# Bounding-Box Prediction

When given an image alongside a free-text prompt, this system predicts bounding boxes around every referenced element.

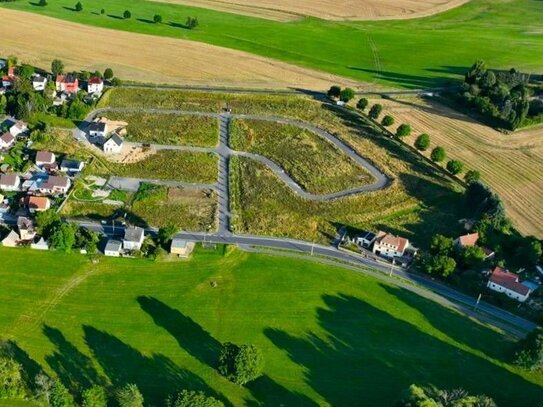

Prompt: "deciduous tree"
[51,59,64,76]
[414,133,430,150]
[446,159,464,175]
[396,123,411,138]
[430,146,446,162]
[218,343,264,385]
[368,104,382,120]
[356,98,368,111]
[381,115,394,127]
[116,384,144,407]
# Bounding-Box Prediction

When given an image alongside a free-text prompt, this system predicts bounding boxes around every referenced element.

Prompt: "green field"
[229,119,373,194]
[102,112,218,147]
[3,0,542,88]
[0,247,541,406]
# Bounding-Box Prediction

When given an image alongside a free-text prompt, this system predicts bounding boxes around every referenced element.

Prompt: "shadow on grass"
[348,67,459,90]
[137,18,156,24]
[169,21,189,29]
[43,325,104,398]
[83,325,230,406]
[245,375,318,407]
[107,14,124,20]
[62,6,77,11]
[137,296,221,368]
[265,291,542,406]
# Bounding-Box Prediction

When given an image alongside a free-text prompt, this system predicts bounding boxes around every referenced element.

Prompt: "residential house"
[1,230,19,247]
[355,231,377,249]
[55,75,79,94]
[87,76,104,94]
[104,239,122,257]
[123,226,144,251]
[53,92,68,106]
[32,75,47,91]
[21,195,51,213]
[372,231,416,259]
[0,132,15,149]
[39,175,71,195]
[103,134,123,154]
[88,122,108,142]
[454,232,479,249]
[0,174,20,192]
[17,217,36,241]
[1,76,13,88]
[35,151,56,167]
[31,237,49,251]
[9,121,28,137]
[170,238,195,258]
[60,159,84,174]
[487,266,531,302]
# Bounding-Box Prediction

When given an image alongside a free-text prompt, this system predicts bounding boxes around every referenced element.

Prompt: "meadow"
[102,112,219,147]
[0,247,541,406]
[2,0,542,88]
[229,119,373,194]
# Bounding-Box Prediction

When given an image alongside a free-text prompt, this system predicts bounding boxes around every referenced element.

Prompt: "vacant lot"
[130,184,217,230]
[0,9,365,90]
[371,96,543,238]
[102,112,219,147]
[1,247,541,406]
[157,0,470,21]
[229,119,373,194]
[2,0,542,88]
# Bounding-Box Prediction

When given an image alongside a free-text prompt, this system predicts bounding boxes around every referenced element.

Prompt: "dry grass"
[0,8,371,90]
[155,0,470,21]
[372,96,543,238]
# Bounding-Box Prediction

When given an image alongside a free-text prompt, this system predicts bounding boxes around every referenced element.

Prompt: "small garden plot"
[103,112,218,147]
[229,119,373,194]
[130,183,217,231]
[108,150,218,184]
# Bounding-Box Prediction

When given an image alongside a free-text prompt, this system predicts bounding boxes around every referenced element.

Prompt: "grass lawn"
[2,0,542,88]
[229,119,373,194]
[129,184,217,230]
[102,112,219,147]
[0,247,540,406]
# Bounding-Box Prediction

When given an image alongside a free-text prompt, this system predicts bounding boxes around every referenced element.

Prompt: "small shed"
[31,237,49,251]
[104,239,122,257]
[170,238,195,258]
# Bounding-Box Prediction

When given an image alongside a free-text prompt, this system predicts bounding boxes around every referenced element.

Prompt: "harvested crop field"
[229,119,374,194]
[155,0,471,21]
[0,8,368,90]
[102,112,219,147]
[371,96,543,238]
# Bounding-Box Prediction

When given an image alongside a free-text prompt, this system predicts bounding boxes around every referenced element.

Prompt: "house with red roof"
[487,266,531,302]
[87,76,104,94]
[20,195,51,213]
[372,231,416,259]
[55,75,79,94]
[0,132,15,149]
[454,232,479,248]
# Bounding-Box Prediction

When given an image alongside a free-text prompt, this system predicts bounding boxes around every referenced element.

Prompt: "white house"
[0,174,20,192]
[32,75,47,91]
[88,122,108,142]
[60,159,85,174]
[104,239,122,257]
[2,230,19,247]
[39,175,71,195]
[31,237,49,251]
[372,231,414,259]
[123,226,144,251]
[9,121,28,137]
[87,76,104,94]
[36,151,56,167]
[487,266,531,302]
[0,132,15,149]
[355,231,377,249]
[103,134,123,154]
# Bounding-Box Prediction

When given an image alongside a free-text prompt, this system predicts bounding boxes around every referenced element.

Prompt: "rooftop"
[89,122,107,132]
[105,239,122,252]
[458,232,479,247]
[376,231,409,252]
[124,226,144,242]
[0,173,19,186]
[489,266,530,296]
[36,150,55,163]
[0,132,14,144]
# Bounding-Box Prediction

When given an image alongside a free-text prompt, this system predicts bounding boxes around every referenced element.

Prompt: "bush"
[153,14,163,23]
[38,0,47,6]
[82,385,108,407]
[0,356,28,399]
[420,255,457,278]
[381,115,394,127]
[396,123,411,138]
[103,68,114,80]
[167,390,224,407]
[51,59,64,76]
[116,384,144,407]
[514,331,543,372]
[446,159,464,175]
[339,88,355,103]
[414,133,430,151]
[110,77,123,87]
[327,86,341,99]
[356,98,368,111]
[186,16,199,29]
[218,343,264,385]
[430,146,446,162]
[464,169,481,183]
[100,8,105,14]
[50,379,75,407]
[75,1,82,12]
[368,104,382,120]
[123,10,131,19]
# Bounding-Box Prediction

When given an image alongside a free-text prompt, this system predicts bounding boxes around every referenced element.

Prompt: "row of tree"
[399,384,496,407]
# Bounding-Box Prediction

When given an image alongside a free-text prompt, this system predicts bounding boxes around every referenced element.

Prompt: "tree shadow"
[245,374,318,407]
[137,296,221,368]
[107,14,124,20]
[137,18,155,24]
[348,67,459,90]
[62,6,77,11]
[43,325,103,396]
[0,340,44,392]
[169,21,189,29]
[83,325,229,406]
[265,292,543,406]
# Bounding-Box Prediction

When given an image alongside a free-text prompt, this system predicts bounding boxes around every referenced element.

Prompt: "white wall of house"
[105,249,121,257]
[487,281,529,302]
[88,82,104,94]
[373,243,403,258]
[32,80,47,91]
[103,141,122,154]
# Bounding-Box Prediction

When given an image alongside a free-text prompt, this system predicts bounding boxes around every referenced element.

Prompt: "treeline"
[397,384,496,407]
[458,60,543,130]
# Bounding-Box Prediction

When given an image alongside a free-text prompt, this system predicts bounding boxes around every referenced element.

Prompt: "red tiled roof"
[0,132,14,144]
[36,151,55,163]
[26,196,50,210]
[0,173,19,186]
[489,266,530,296]
[377,231,409,252]
[458,232,479,247]
[89,76,103,84]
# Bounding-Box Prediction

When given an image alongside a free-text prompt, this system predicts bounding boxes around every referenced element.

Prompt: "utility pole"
[112,219,115,236]
[311,241,315,256]
[389,259,394,277]
[474,293,482,311]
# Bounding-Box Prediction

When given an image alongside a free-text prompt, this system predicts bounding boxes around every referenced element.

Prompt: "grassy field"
[371,96,543,238]
[130,184,217,230]
[102,112,219,147]
[229,119,373,194]
[2,0,542,88]
[0,247,541,406]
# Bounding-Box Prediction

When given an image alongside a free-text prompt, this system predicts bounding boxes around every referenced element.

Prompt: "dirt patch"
[109,146,156,164]
[97,117,128,135]
[154,0,471,21]
[0,8,374,90]
[373,96,543,238]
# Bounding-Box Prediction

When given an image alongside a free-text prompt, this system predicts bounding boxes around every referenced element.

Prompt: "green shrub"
[414,133,430,151]
[431,146,446,162]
